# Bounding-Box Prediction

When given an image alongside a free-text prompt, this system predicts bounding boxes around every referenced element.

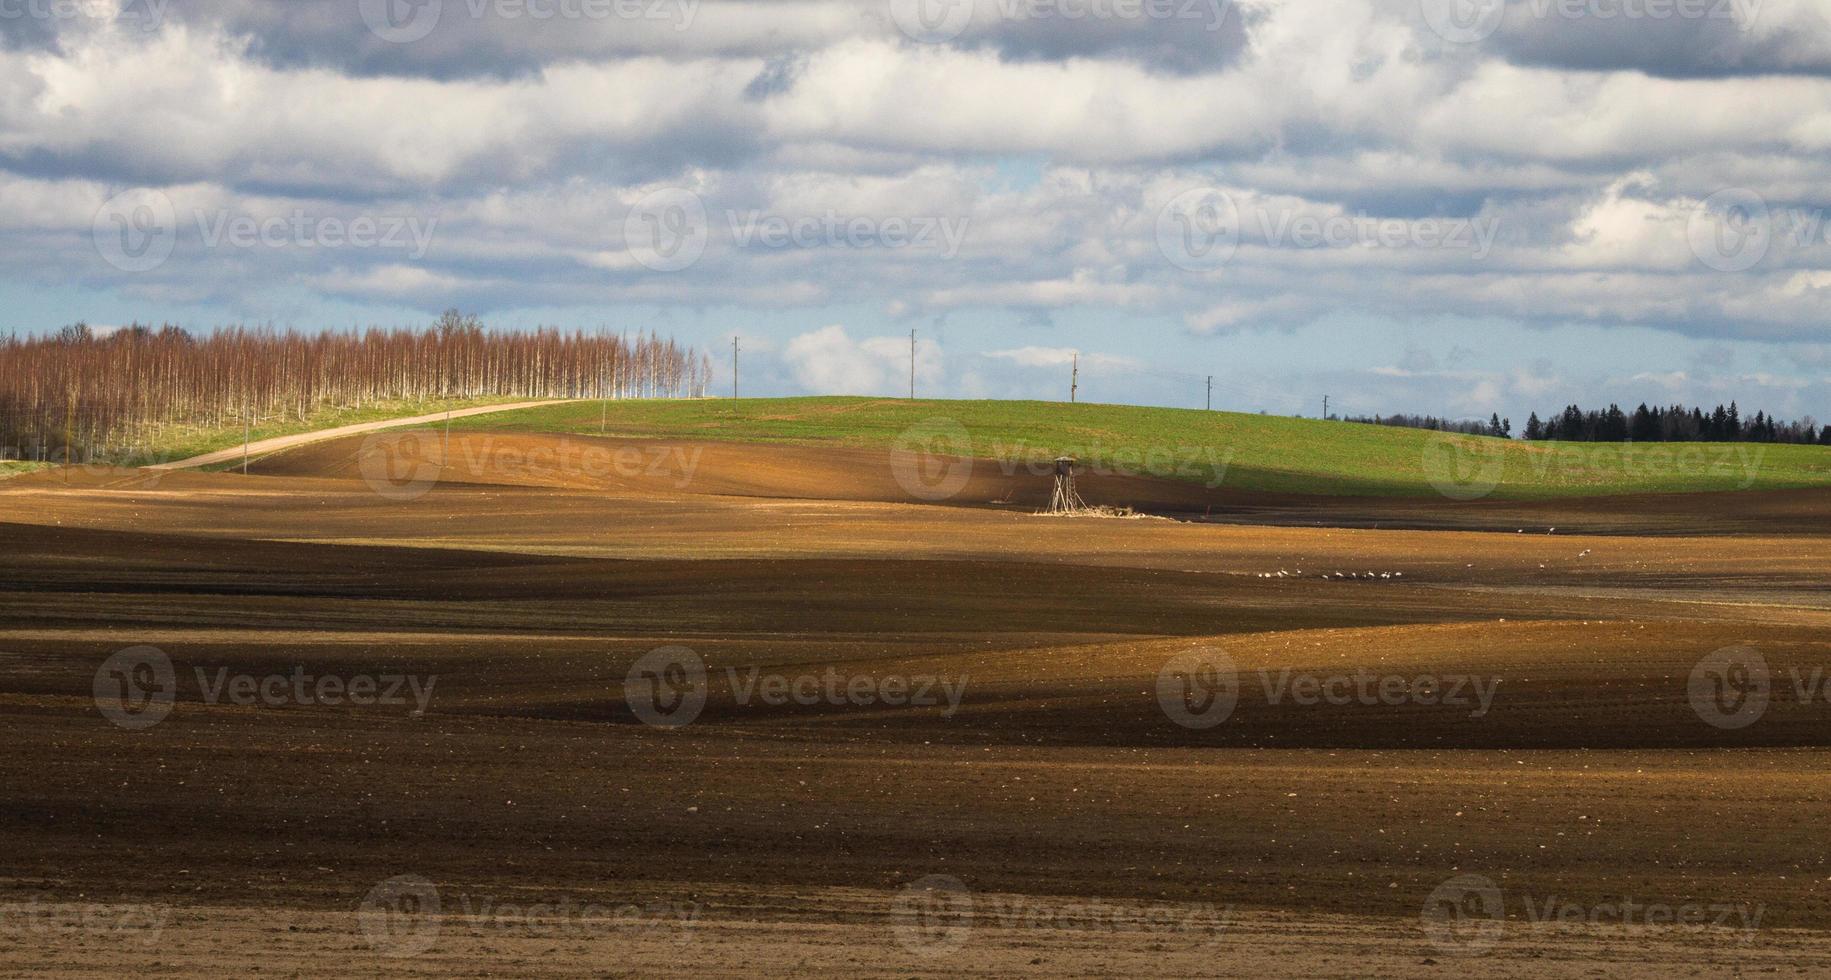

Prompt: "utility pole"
[242,384,251,476]
[910,328,917,400]
[63,389,73,484]
[1070,352,1079,404]
[731,336,739,402]
[1206,376,1213,411]
[1323,395,1329,421]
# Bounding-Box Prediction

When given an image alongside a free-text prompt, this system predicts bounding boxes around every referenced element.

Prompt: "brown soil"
[1,432,1827,975]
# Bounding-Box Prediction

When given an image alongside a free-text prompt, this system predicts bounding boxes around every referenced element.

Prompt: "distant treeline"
[1,311,712,461]
[1341,413,1512,437]
[1524,403,1829,444]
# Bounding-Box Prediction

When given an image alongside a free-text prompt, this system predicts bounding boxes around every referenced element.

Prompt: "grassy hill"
[447,396,1831,498]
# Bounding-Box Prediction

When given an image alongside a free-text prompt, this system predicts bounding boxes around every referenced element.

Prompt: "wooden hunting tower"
[1045,456,1088,515]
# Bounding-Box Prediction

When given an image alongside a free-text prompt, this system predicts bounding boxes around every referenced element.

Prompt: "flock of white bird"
[1253,569,1403,580]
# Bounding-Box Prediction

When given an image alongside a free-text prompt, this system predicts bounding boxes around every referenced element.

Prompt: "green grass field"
[446,396,1831,498]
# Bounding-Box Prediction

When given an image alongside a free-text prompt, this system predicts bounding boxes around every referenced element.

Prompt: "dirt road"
[143,400,570,470]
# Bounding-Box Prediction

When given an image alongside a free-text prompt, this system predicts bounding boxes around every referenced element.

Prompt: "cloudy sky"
[4,0,1830,424]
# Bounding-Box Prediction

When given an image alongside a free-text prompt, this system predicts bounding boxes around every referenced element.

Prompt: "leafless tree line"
[0,312,713,461]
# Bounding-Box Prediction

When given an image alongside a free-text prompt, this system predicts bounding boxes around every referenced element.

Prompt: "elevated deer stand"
[1044,456,1089,515]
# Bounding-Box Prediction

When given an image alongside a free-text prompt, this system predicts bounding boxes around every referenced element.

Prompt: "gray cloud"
[1490,0,1831,78]
[0,0,1828,377]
